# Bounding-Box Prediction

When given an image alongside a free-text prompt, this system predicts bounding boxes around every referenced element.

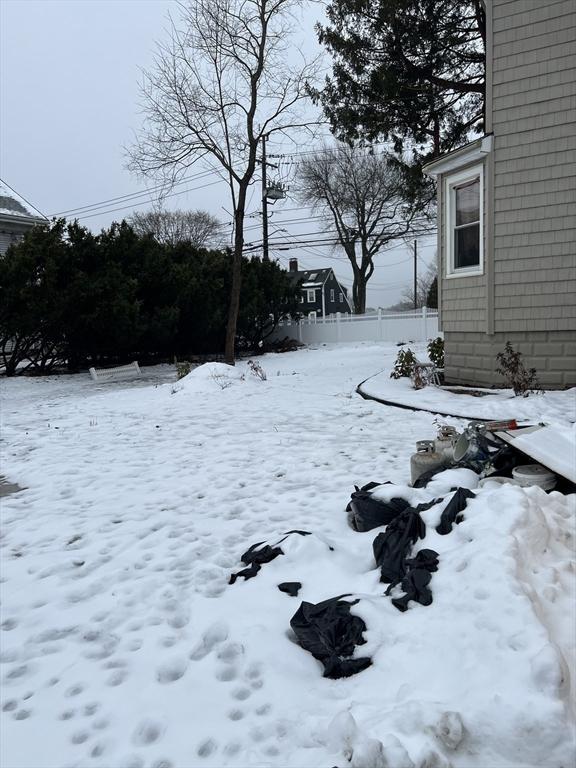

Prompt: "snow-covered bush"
[427,337,444,369]
[247,360,266,380]
[390,347,417,379]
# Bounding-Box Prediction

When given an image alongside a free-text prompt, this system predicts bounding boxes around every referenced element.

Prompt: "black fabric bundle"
[372,507,427,585]
[229,530,311,584]
[435,488,475,535]
[346,481,413,532]
[290,595,372,679]
[390,549,439,612]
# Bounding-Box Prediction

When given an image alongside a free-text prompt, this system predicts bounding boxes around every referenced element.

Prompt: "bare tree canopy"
[129,0,319,362]
[396,261,437,310]
[298,145,432,313]
[129,209,223,248]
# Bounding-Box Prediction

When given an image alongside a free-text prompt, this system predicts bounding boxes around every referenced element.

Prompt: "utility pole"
[413,239,418,310]
[261,133,269,261]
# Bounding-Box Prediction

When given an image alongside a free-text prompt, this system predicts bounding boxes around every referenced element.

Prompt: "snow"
[0,181,47,221]
[1,342,575,768]
[359,361,576,425]
[511,424,576,483]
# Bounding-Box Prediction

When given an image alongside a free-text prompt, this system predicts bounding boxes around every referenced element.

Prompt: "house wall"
[441,0,576,388]
[437,161,489,334]
[299,286,323,316]
[297,273,352,316]
[323,273,352,315]
[491,0,576,336]
[444,329,576,388]
[0,223,29,256]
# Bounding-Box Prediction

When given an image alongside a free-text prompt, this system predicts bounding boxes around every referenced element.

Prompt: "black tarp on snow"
[372,507,427,585]
[229,530,311,584]
[290,595,372,679]
[347,482,411,532]
[435,488,476,535]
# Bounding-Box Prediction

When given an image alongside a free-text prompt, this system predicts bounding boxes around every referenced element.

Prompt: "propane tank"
[410,440,447,486]
[434,425,458,462]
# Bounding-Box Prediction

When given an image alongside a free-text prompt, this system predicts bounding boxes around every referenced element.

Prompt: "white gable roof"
[0,179,47,222]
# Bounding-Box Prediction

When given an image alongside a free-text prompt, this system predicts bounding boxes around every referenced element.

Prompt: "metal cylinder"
[410,446,447,486]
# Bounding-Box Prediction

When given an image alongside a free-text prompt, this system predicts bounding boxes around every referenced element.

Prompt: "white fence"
[274,307,440,345]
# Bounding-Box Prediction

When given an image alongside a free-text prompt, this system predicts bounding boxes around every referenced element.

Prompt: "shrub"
[247,359,267,380]
[496,342,541,397]
[390,347,417,379]
[176,361,192,380]
[427,337,444,369]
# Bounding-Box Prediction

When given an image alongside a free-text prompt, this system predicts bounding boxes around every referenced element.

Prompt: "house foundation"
[444,330,576,389]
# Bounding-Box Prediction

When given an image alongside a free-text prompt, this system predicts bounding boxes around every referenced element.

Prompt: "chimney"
[289,258,298,272]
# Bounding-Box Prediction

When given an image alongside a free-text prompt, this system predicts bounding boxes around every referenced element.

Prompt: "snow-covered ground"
[359,367,576,425]
[1,343,575,768]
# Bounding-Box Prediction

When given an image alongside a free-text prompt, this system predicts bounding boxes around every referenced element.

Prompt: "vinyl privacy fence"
[273,308,440,345]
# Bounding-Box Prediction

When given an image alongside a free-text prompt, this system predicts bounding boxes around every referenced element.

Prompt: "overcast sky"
[0,0,435,308]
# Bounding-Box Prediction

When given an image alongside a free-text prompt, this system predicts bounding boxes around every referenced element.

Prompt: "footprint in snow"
[197,738,217,758]
[1,619,17,631]
[231,686,251,701]
[189,622,229,661]
[215,665,237,682]
[131,717,164,746]
[156,657,188,684]
[217,642,244,663]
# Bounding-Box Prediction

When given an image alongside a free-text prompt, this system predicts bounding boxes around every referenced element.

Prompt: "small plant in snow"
[496,341,542,397]
[247,360,266,381]
[390,347,417,379]
[176,361,192,380]
[427,337,444,369]
[210,371,233,390]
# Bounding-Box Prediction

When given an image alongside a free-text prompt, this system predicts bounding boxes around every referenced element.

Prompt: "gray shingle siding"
[492,0,576,339]
[444,330,576,388]
[430,0,576,387]
[436,161,488,334]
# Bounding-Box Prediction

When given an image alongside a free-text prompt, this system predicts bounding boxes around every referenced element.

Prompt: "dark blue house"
[288,259,353,317]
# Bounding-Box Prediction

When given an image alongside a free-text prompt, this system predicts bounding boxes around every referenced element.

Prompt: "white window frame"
[330,288,335,302]
[307,288,315,302]
[444,164,484,278]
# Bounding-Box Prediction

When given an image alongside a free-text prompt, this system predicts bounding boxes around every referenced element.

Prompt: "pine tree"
[314,0,485,160]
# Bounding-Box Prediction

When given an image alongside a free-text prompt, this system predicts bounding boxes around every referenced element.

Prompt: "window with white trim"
[445,165,483,276]
[330,288,335,301]
[339,292,343,303]
[307,288,315,302]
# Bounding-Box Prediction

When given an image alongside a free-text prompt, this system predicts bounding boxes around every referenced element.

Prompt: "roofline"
[0,213,48,227]
[423,135,493,178]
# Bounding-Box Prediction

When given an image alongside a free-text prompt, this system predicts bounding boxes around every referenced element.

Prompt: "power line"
[51,167,221,217]
[0,177,48,219]
[75,180,224,222]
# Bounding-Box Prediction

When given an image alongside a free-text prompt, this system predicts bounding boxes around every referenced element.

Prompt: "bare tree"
[298,145,432,314]
[129,209,223,248]
[399,263,437,310]
[129,0,319,363]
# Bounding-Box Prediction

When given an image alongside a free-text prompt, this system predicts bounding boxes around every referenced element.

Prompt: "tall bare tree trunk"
[224,187,247,364]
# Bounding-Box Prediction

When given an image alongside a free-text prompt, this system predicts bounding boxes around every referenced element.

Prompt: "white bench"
[89,361,142,382]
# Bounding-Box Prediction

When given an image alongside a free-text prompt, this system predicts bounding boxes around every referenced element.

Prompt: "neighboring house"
[287,258,353,316]
[423,0,575,388]
[0,180,48,256]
